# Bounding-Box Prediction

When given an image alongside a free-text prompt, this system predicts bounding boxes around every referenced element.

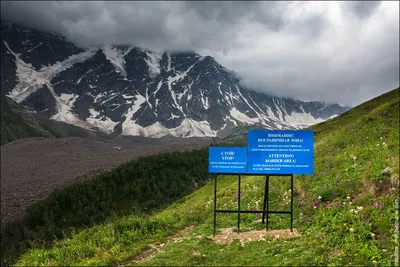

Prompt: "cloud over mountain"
[1,1,399,105]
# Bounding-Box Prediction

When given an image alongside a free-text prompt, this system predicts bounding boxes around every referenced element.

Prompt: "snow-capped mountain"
[1,20,350,138]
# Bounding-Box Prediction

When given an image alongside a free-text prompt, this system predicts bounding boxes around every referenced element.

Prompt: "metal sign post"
[261,174,294,231]
[213,174,217,236]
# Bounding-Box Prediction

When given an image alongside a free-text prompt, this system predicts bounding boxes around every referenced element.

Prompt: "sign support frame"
[213,173,294,236]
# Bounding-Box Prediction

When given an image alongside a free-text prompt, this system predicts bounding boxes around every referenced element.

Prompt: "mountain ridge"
[1,20,350,138]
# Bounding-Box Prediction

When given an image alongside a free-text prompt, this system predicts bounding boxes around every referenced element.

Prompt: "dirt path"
[210,227,301,245]
[121,225,301,266]
[124,225,196,265]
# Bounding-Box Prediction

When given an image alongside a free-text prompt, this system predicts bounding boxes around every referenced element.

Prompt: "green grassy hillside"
[6,87,400,266]
[1,96,89,145]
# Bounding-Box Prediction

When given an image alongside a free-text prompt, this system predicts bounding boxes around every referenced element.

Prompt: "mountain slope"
[8,87,399,266]
[0,95,90,145]
[1,20,350,138]
[1,95,50,144]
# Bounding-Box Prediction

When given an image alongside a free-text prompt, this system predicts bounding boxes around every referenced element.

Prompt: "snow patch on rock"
[102,45,127,77]
[144,51,163,78]
[121,118,217,138]
[86,108,118,134]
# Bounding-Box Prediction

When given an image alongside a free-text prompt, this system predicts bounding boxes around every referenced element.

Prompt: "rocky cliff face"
[1,20,350,138]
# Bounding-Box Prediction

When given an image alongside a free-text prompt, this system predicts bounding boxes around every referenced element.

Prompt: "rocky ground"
[1,135,211,223]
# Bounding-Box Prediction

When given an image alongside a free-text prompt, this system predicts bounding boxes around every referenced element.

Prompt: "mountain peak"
[1,20,349,138]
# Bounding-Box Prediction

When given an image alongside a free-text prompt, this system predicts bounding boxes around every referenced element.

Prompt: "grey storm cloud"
[1,1,399,106]
[342,1,382,19]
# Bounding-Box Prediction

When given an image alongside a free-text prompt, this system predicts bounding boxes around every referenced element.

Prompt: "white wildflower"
[356,206,363,211]
[371,233,375,237]
[353,156,357,160]
[350,228,354,232]
[318,196,322,200]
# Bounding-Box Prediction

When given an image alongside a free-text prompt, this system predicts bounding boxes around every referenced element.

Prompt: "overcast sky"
[1,1,399,106]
